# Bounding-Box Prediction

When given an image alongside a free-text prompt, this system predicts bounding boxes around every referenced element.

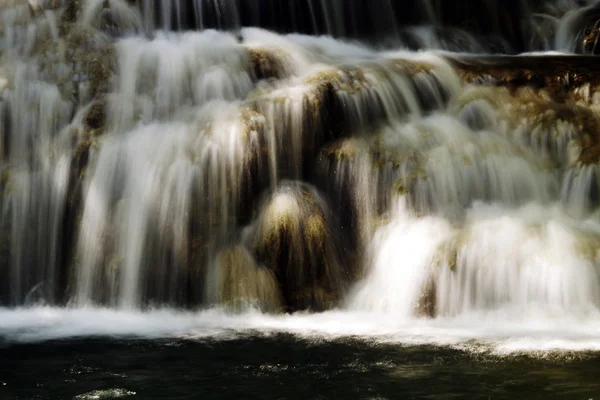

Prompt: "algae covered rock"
[83,97,107,133]
[248,48,289,81]
[65,27,117,102]
[248,182,345,312]
[453,85,600,167]
[207,246,283,313]
[70,97,108,179]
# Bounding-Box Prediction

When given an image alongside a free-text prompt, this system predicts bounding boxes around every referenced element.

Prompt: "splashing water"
[2,0,600,353]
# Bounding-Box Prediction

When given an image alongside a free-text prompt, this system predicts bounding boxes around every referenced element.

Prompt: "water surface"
[2,335,600,400]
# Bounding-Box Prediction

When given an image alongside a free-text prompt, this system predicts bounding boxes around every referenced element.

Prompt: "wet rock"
[453,83,600,167]
[207,246,283,313]
[448,55,600,98]
[561,164,600,216]
[304,59,454,136]
[241,70,345,188]
[36,25,115,105]
[322,137,366,162]
[414,275,436,318]
[80,0,142,37]
[83,97,107,133]
[62,27,117,104]
[318,137,381,266]
[248,48,288,81]
[248,182,345,312]
[582,19,600,54]
[66,98,109,256]
[59,0,82,35]
[70,98,108,181]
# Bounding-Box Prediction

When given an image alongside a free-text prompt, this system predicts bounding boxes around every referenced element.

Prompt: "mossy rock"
[307,67,369,95]
[288,286,336,312]
[321,137,366,161]
[448,55,600,99]
[455,84,600,166]
[389,60,435,76]
[212,246,283,313]
[239,106,265,144]
[83,98,107,134]
[247,48,288,81]
[71,134,95,179]
[250,183,345,312]
[65,27,117,100]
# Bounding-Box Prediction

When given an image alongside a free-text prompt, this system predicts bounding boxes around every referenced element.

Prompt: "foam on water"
[3,306,600,356]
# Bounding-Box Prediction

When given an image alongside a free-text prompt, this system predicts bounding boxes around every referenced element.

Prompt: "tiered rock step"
[447,55,600,92]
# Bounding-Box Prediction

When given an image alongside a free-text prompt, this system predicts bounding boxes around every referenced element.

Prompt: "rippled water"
[2,335,600,400]
[1,307,600,399]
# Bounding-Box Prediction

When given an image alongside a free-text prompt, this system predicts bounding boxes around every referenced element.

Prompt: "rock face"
[448,55,600,95]
[582,19,600,54]
[248,182,345,312]
[207,246,282,313]
[448,55,600,167]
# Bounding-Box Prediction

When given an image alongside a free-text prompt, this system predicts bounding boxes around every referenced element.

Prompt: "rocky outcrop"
[247,182,345,312]
[448,56,600,168]
[207,246,283,312]
[448,55,600,97]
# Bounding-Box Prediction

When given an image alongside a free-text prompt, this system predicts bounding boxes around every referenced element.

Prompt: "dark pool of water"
[1,335,600,399]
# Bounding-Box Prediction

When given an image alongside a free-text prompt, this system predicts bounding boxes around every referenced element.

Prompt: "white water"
[3,0,600,356]
[6,197,600,353]
[348,197,454,316]
[4,306,600,355]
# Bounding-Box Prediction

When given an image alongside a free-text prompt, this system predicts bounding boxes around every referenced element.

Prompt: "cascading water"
[3,0,600,354]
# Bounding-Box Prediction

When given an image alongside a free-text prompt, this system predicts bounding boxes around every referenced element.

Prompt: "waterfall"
[3,0,600,349]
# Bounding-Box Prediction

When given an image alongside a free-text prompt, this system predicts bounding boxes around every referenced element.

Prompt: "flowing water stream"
[3,0,600,398]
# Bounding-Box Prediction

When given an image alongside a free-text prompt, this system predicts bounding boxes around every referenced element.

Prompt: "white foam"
[3,306,600,356]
